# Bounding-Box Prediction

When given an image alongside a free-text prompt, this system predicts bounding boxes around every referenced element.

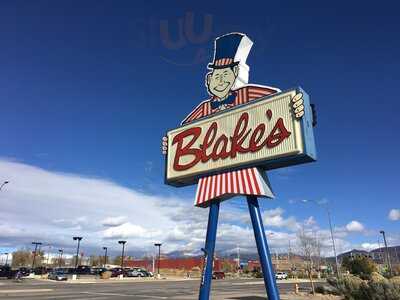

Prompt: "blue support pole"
[198,201,220,300]
[247,195,280,300]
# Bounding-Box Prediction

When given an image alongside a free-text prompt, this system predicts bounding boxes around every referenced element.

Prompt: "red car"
[212,271,225,279]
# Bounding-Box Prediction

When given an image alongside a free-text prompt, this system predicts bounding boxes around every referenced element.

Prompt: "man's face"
[207,66,238,99]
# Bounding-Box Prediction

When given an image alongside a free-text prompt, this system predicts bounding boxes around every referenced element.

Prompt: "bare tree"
[297,228,318,295]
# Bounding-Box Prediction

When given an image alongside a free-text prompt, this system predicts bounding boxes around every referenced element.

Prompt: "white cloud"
[360,243,379,251]
[0,159,369,258]
[103,223,150,239]
[0,159,176,254]
[346,220,365,232]
[263,207,300,231]
[388,209,400,221]
[101,216,127,227]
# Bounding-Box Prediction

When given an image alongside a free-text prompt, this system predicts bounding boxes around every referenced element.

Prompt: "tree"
[113,256,122,266]
[297,228,318,295]
[89,255,103,267]
[11,249,44,268]
[342,256,376,279]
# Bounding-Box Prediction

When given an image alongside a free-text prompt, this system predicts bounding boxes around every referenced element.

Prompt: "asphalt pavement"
[0,278,319,300]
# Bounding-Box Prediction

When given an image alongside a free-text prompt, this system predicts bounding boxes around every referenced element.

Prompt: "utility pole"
[288,240,292,271]
[73,236,83,273]
[154,243,162,278]
[301,200,340,277]
[237,245,240,270]
[103,247,108,267]
[4,253,9,266]
[118,241,127,270]
[380,230,392,276]
[31,242,42,271]
[378,237,384,264]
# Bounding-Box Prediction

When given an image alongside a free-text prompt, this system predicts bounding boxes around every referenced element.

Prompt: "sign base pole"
[198,201,220,300]
[247,195,280,300]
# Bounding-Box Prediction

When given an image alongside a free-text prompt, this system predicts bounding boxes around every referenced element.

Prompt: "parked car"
[76,265,91,275]
[92,267,108,275]
[212,271,225,279]
[0,265,14,279]
[275,272,288,280]
[111,267,125,277]
[48,270,68,281]
[34,266,48,275]
[140,269,153,277]
[126,268,148,277]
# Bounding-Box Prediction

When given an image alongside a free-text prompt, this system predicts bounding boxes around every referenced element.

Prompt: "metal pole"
[158,246,161,275]
[154,243,162,277]
[300,200,339,277]
[327,209,340,277]
[121,244,125,269]
[103,247,108,267]
[5,253,9,266]
[380,231,392,276]
[198,201,220,300]
[73,237,82,272]
[76,239,80,269]
[247,196,280,300]
[31,242,41,270]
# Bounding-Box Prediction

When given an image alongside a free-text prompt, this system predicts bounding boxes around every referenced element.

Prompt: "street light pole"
[118,241,127,270]
[31,242,42,271]
[0,181,9,191]
[58,249,63,268]
[380,230,392,276]
[301,200,340,277]
[73,236,82,273]
[326,208,340,277]
[154,243,162,278]
[103,247,108,267]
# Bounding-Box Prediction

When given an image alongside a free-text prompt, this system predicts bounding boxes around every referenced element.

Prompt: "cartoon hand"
[292,93,304,119]
[162,136,168,155]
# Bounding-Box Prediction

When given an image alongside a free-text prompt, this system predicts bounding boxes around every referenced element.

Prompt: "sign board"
[165,87,316,187]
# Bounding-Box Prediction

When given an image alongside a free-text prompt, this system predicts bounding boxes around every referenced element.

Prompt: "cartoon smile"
[214,82,230,92]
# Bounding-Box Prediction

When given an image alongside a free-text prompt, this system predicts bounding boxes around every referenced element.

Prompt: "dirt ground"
[281,293,343,300]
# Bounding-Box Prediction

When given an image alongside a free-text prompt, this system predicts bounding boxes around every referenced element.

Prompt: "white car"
[275,272,288,280]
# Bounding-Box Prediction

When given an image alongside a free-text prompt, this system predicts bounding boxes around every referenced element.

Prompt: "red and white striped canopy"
[195,167,274,207]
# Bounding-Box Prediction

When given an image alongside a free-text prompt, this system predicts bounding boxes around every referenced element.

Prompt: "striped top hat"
[208,32,253,69]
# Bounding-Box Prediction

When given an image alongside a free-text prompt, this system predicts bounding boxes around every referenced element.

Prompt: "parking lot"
[0,278,318,300]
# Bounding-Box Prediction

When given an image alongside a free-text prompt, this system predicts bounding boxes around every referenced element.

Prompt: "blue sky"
[0,1,399,258]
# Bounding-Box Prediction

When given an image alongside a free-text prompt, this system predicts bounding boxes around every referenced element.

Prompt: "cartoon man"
[163,32,306,206]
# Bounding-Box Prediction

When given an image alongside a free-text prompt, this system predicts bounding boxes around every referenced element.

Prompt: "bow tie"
[210,92,236,110]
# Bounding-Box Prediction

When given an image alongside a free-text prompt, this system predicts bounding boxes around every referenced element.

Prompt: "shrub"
[327,272,400,300]
[342,256,377,279]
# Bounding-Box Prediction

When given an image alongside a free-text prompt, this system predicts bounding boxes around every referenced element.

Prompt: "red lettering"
[266,118,291,148]
[201,122,217,163]
[171,109,292,172]
[230,112,251,158]
[211,135,229,160]
[172,127,202,171]
[249,124,266,152]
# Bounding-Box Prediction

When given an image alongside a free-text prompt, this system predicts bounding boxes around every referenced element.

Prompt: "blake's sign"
[165,87,316,187]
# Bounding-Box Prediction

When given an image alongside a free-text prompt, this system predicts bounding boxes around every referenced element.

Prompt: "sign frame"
[164,86,316,187]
